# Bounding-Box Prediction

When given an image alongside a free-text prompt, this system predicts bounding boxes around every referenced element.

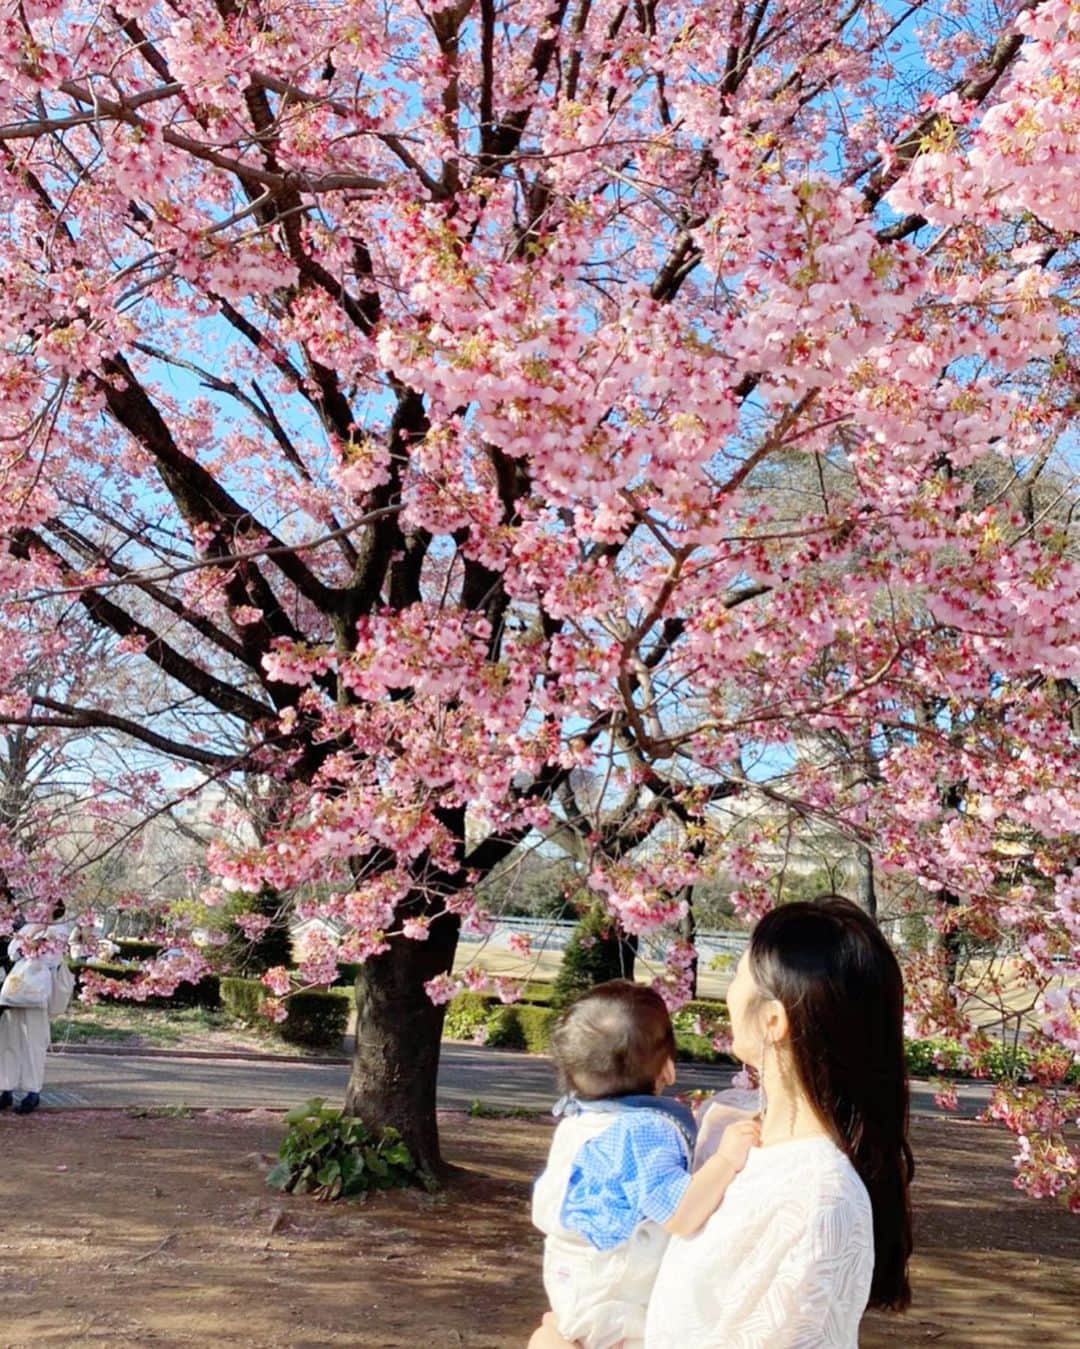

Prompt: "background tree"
[0,0,1077,1193]
[552,902,639,1008]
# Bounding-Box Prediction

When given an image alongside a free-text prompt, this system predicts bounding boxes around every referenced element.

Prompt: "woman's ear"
[761,997,790,1048]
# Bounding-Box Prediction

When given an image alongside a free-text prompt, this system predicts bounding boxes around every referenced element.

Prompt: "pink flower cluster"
[0,0,1077,1213]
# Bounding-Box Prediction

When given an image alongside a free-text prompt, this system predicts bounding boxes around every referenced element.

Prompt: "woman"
[0,902,74,1116]
[529,895,913,1348]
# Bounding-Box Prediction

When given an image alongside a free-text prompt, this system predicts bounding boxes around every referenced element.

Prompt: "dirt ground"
[0,1110,1076,1348]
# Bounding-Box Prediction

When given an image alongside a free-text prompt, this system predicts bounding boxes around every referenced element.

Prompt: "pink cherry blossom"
[0,0,1076,1192]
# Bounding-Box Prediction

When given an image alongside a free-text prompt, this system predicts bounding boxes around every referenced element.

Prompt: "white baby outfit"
[533,1101,694,1349]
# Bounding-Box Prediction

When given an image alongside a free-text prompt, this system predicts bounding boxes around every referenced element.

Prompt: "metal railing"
[458,914,749,964]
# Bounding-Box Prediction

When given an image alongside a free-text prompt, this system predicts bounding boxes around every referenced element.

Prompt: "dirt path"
[0,1110,1075,1347]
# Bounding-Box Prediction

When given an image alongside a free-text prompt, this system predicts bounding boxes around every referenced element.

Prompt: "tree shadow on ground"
[0,1109,1075,1347]
[863,1117,1079,1347]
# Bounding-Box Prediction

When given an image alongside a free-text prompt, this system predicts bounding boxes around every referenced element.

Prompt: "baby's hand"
[695,1098,755,1165]
[715,1117,761,1173]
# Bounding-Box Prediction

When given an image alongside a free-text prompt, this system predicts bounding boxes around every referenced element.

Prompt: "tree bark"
[678,891,699,998]
[343,914,460,1178]
[853,844,877,920]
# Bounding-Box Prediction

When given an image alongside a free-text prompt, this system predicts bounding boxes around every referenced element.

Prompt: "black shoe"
[14,1092,40,1115]
[0,1091,11,1110]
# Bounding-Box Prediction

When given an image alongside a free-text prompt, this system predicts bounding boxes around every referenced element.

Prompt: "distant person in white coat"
[0,902,75,1115]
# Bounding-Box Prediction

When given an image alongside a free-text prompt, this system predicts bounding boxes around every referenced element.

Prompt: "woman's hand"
[526,1311,577,1348]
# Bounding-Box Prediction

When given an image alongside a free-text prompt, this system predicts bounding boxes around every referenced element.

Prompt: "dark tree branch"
[96,352,333,616]
[862,0,1044,211]
[46,519,249,664]
[11,530,273,725]
[2,699,241,768]
[334,387,429,644]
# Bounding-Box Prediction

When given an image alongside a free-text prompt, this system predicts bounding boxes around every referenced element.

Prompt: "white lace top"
[644,1105,874,1349]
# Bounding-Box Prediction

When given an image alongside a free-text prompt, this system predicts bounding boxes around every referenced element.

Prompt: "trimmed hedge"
[519,981,556,1005]
[220,975,265,1022]
[904,1036,1080,1087]
[113,938,163,961]
[75,961,220,1010]
[679,998,728,1022]
[441,991,557,1052]
[333,962,361,988]
[443,991,491,1041]
[486,1003,556,1053]
[440,990,727,1061]
[281,989,351,1049]
[220,976,351,1049]
[675,1031,734,1065]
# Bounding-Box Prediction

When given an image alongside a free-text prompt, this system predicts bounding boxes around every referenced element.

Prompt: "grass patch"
[57,1004,233,1049]
[466,1099,536,1120]
[57,998,340,1059]
[50,1018,137,1045]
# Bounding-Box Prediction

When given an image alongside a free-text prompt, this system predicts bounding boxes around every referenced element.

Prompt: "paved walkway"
[37,1044,993,1119]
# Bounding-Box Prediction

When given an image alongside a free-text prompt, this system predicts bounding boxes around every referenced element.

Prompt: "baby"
[532,980,759,1349]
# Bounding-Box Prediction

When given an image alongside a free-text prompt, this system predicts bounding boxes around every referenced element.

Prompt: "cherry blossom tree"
[0,0,1077,1187]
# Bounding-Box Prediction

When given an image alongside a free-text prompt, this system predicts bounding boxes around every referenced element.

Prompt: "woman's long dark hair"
[749,894,913,1311]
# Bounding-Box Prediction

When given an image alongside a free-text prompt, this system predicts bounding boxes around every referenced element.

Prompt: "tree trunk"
[941,889,962,999]
[853,844,877,920]
[678,892,699,999]
[343,914,459,1178]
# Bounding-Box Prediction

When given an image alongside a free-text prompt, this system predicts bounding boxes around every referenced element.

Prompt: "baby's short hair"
[549,979,676,1100]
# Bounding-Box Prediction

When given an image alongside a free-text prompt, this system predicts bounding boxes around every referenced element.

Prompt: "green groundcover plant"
[267,1099,429,1201]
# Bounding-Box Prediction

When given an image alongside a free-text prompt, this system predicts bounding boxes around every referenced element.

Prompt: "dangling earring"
[757,1033,769,1125]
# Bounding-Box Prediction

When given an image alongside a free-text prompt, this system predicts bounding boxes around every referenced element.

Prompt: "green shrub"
[516,1004,557,1052]
[443,991,492,1041]
[552,907,637,1008]
[672,999,729,1038]
[904,1038,941,1077]
[220,975,266,1023]
[333,962,362,988]
[220,976,350,1049]
[77,959,138,982]
[77,961,220,1010]
[485,1003,556,1052]
[485,1005,527,1050]
[267,1098,425,1200]
[228,887,294,975]
[675,1031,733,1065]
[279,989,351,1049]
[113,938,163,961]
[519,981,556,1005]
[902,1037,1080,1086]
[168,975,221,1010]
